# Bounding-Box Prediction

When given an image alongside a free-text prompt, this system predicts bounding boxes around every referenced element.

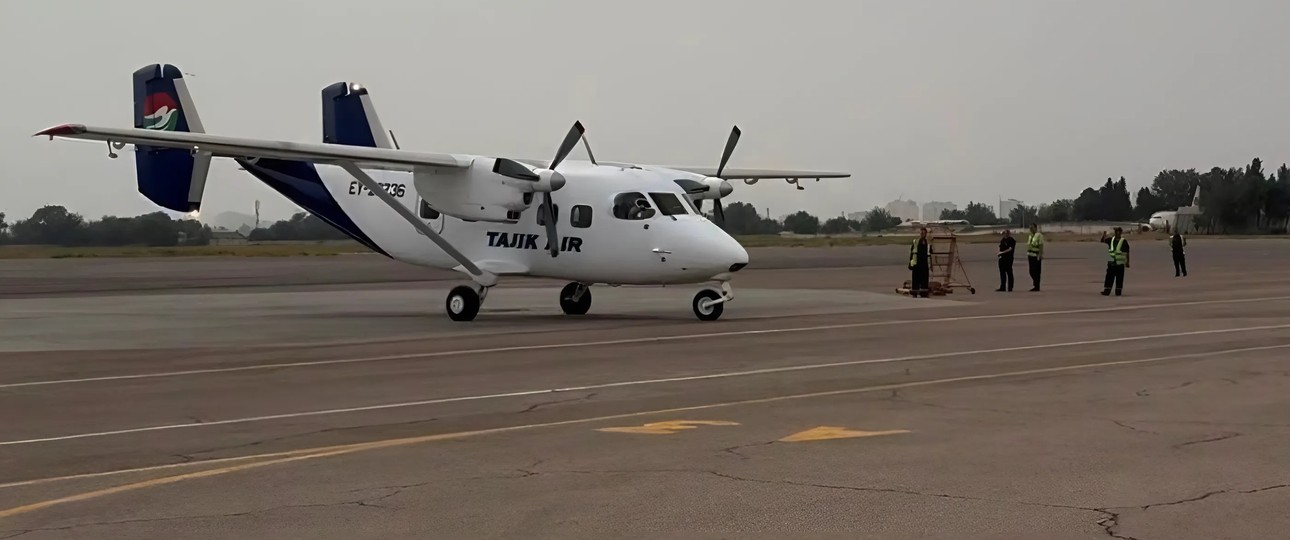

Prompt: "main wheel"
[445,285,481,321]
[559,282,592,315]
[692,289,724,321]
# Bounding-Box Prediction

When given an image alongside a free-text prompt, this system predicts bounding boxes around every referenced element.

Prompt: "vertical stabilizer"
[132,63,212,213]
[321,82,393,148]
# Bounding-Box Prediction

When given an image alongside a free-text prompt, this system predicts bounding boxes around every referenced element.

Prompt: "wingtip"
[34,124,86,138]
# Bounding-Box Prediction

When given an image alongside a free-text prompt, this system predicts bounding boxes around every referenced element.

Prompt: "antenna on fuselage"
[581,133,597,165]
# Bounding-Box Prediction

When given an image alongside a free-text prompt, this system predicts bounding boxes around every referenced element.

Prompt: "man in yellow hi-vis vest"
[908,227,932,297]
[1100,227,1130,296]
[1026,223,1044,291]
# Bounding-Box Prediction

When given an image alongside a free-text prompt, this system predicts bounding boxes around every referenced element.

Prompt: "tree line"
[714,157,1290,235]
[0,205,348,247]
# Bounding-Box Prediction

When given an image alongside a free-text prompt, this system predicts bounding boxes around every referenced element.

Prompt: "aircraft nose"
[717,234,749,273]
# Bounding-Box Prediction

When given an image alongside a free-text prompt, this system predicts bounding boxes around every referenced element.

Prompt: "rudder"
[133,63,212,213]
[321,82,394,149]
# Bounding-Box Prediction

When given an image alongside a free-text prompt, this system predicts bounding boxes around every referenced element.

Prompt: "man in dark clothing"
[1100,227,1130,296]
[909,227,932,298]
[1170,231,1187,277]
[996,229,1015,292]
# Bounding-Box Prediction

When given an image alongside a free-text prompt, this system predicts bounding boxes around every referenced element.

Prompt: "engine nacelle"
[412,159,536,223]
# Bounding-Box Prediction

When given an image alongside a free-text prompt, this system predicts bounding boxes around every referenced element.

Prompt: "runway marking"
[595,420,739,435]
[2,342,1287,520]
[4,293,1290,390]
[3,323,1289,448]
[778,426,911,443]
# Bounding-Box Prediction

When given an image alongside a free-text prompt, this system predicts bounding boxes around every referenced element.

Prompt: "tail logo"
[142,92,181,131]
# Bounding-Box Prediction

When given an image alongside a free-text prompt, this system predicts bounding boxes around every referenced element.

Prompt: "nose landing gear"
[692,281,734,321]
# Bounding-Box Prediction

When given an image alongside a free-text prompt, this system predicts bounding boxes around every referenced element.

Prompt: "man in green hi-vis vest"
[1100,227,1130,296]
[1026,223,1044,291]
[908,227,932,298]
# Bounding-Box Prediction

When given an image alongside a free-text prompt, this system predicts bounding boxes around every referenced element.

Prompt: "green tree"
[820,216,859,235]
[11,205,86,246]
[1133,187,1166,221]
[861,207,901,232]
[782,211,821,235]
[0,212,8,244]
[962,201,997,225]
[939,208,968,221]
[1008,204,1039,227]
[1037,199,1073,223]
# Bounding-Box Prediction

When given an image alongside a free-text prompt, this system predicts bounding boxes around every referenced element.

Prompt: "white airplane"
[34,63,850,322]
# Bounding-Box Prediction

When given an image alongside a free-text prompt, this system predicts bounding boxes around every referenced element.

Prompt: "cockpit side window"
[613,192,656,220]
[648,192,690,216]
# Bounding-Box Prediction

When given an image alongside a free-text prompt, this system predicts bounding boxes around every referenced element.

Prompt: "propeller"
[708,125,740,224]
[539,121,585,257]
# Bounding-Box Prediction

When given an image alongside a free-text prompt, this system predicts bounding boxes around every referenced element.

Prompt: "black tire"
[692,289,724,321]
[445,286,481,322]
[559,282,592,315]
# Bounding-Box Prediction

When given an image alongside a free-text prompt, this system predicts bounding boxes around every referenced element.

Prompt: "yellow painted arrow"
[779,426,910,442]
[596,420,740,435]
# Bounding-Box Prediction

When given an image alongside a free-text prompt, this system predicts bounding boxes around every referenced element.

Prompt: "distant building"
[999,198,1022,219]
[922,201,957,221]
[884,199,920,222]
[210,229,248,246]
[846,211,869,222]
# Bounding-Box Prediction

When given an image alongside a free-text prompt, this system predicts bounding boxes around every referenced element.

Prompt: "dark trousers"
[998,258,1014,291]
[1027,256,1041,290]
[911,264,930,297]
[1103,262,1125,294]
[1173,252,1187,276]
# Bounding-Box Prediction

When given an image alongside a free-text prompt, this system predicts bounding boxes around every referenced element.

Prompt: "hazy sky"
[3,0,1289,222]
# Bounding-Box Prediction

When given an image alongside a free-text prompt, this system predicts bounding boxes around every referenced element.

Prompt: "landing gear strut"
[559,282,592,315]
[446,285,486,322]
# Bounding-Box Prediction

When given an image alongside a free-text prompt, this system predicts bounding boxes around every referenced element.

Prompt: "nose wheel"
[692,283,733,321]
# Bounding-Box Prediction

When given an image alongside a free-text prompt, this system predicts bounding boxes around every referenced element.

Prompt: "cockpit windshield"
[613,192,656,220]
[648,193,690,216]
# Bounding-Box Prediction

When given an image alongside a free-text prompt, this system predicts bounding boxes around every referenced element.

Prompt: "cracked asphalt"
[2,238,1290,539]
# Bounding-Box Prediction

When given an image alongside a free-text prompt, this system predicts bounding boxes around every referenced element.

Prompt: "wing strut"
[336,161,498,287]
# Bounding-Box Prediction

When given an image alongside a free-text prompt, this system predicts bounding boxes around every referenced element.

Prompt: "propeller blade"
[713,200,726,225]
[540,193,558,257]
[716,125,741,177]
[549,121,585,171]
[695,199,704,212]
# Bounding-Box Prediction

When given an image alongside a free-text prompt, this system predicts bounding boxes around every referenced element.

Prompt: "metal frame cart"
[897,226,976,296]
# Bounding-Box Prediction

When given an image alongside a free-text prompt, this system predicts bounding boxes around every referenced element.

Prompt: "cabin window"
[613,192,655,220]
[537,204,560,226]
[648,192,689,216]
[419,199,440,219]
[570,205,593,228]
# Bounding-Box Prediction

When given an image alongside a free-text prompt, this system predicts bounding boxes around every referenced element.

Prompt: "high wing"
[34,124,473,171]
[663,167,850,180]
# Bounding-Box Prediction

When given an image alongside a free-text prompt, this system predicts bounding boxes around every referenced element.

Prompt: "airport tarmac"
[2,238,1289,539]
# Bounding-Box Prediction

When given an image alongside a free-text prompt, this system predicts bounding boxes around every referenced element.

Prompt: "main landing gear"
[444,281,735,322]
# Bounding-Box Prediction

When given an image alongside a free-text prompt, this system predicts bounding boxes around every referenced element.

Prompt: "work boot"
[1101,289,1110,296]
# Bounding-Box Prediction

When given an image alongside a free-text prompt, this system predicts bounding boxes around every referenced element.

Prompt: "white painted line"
[4,294,1290,390]
[2,323,1288,447]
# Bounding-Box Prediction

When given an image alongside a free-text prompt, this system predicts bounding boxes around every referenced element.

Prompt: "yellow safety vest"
[908,238,928,268]
[1027,232,1043,256]
[1108,237,1127,265]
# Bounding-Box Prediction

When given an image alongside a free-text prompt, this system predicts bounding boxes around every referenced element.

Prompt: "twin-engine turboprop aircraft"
[35,63,850,321]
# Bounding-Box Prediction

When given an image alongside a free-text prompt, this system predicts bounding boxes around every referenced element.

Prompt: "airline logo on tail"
[142,92,181,131]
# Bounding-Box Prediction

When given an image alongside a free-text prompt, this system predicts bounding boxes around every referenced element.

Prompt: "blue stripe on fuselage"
[234,158,389,257]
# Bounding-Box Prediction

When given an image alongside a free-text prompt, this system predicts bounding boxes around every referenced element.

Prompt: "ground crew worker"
[908,227,932,298]
[1171,230,1187,277]
[996,229,1015,292]
[1100,227,1130,296]
[1026,223,1044,291]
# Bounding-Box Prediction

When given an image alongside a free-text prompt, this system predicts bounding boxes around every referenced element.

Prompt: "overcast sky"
[3,0,1289,222]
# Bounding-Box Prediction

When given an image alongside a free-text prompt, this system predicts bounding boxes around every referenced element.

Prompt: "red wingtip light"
[34,124,86,138]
